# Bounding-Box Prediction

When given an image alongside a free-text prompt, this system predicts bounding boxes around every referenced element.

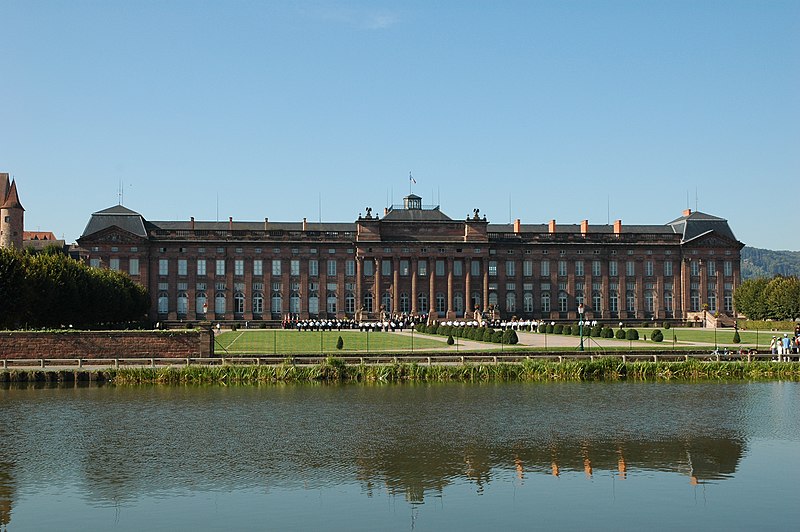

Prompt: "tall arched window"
[177,291,188,318]
[558,291,568,313]
[382,291,392,313]
[400,292,410,313]
[327,292,337,315]
[363,292,373,313]
[196,291,208,316]
[644,291,655,313]
[157,292,169,316]
[505,292,516,313]
[541,292,551,313]
[345,292,355,314]
[690,290,700,312]
[664,291,673,313]
[454,293,464,315]
[609,291,619,313]
[435,292,446,315]
[215,291,226,315]
[488,292,498,307]
[417,292,428,313]
[271,292,282,316]
[308,292,319,316]
[471,292,481,311]
[626,291,636,313]
[523,292,533,313]
[290,292,301,314]
[234,291,245,316]
[252,292,264,316]
[592,292,602,314]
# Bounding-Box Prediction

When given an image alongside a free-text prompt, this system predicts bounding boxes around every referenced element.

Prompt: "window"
[327,292,337,314]
[609,291,618,313]
[216,259,225,276]
[724,290,733,312]
[272,259,282,276]
[253,293,264,315]
[436,260,446,277]
[724,260,733,277]
[197,259,206,276]
[345,260,355,277]
[664,260,673,277]
[471,292,481,310]
[541,292,551,313]
[363,292,373,313]
[271,292,282,314]
[290,259,300,276]
[523,260,533,277]
[417,292,428,313]
[308,292,319,315]
[327,259,337,276]
[558,292,568,312]
[645,291,654,313]
[129,258,139,276]
[541,260,550,277]
[382,259,392,277]
[234,292,245,315]
[592,260,601,277]
[644,260,652,277]
[707,260,716,276]
[558,260,567,276]
[626,261,635,276]
[592,292,601,313]
[470,260,480,277]
[418,260,427,277]
[690,260,699,277]
[575,260,584,277]
[523,292,534,313]
[157,292,169,315]
[159,259,169,276]
[215,292,226,315]
[664,292,673,312]
[499,260,512,277]
[454,293,464,315]
[488,260,498,276]
[453,260,463,277]
[309,259,318,277]
[253,259,263,276]
[345,293,355,314]
[436,292,446,314]
[109,258,120,271]
[363,260,374,277]
[234,259,244,276]
[382,292,392,313]
[400,260,410,276]
[196,291,208,315]
[506,292,516,313]
[400,292,410,313]
[609,260,618,277]
[290,291,301,313]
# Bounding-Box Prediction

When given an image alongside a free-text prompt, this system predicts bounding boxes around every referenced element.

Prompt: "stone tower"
[0,173,25,250]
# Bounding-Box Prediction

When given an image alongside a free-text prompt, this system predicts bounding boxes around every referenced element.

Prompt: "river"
[1,380,799,530]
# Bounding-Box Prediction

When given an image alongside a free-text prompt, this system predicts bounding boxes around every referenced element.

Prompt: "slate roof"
[381,207,453,222]
[667,211,738,243]
[81,205,148,238]
[148,220,356,232]
[487,223,673,234]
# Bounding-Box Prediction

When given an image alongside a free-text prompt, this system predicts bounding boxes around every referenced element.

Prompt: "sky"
[1,0,798,250]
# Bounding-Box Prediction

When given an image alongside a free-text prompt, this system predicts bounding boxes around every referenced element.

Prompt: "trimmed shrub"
[553,324,563,334]
[615,328,626,339]
[651,329,663,342]
[502,329,519,345]
[447,334,454,345]
[563,325,572,335]
[602,327,614,338]
[546,324,554,334]
[429,324,439,335]
[491,330,503,343]
[416,324,426,333]
[573,324,582,336]
[626,329,639,341]
[482,328,495,342]
[336,336,344,350]
[664,322,671,329]
[732,331,741,343]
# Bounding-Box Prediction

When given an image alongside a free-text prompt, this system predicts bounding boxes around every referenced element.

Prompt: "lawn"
[215,329,450,355]
[662,327,793,347]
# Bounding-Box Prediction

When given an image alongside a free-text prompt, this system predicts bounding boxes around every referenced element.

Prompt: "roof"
[487,223,673,235]
[148,220,356,232]
[24,231,58,241]
[1,180,24,210]
[81,204,147,238]
[667,210,738,243]
[382,206,452,222]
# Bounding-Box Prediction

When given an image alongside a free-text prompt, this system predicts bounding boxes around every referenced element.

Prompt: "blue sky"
[1,0,797,249]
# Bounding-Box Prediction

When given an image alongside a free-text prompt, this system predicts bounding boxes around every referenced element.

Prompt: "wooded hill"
[742,247,800,279]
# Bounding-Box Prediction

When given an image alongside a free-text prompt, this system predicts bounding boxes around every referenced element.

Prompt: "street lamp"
[578,303,585,352]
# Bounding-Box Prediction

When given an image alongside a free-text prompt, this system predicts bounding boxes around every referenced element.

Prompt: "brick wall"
[0,330,214,359]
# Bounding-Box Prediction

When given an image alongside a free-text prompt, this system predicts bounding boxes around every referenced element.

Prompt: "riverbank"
[2,358,799,385]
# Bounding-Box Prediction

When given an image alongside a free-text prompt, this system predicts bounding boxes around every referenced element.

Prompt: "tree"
[734,277,770,320]
[765,276,800,321]
[336,336,344,350]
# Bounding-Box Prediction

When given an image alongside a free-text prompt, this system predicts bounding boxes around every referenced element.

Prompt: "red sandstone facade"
[77,194,744,323]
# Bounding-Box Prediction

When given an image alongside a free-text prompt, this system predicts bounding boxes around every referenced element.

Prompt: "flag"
[409,171,416,184]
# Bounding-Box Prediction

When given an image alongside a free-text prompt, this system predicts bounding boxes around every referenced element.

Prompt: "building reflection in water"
[0,462,15,532]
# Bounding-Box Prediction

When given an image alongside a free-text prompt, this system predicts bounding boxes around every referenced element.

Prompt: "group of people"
[282,313,427,333]
[769,333,800,361]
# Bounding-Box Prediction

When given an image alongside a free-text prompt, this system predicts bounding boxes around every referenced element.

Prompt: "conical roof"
[1,180,24,210]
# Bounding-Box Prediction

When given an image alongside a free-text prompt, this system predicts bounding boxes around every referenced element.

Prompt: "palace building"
[77,194,744,324]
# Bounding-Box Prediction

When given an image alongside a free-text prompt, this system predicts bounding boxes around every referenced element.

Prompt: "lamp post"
[578,303,585,351]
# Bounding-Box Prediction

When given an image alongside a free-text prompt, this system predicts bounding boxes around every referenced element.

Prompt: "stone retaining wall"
[0,330,214,359]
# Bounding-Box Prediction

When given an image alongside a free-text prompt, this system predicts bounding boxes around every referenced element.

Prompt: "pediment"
[79,225,148,245]
[683,230,742,249]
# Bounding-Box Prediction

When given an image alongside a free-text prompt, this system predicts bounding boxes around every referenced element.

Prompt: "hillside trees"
[0,248,149,329]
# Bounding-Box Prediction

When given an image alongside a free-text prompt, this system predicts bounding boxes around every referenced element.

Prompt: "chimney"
[613,219,622,234]
[190,216,195,230]
[384,207,389,216]
[683,208,692,216]
[302,217,307,231]
[513,218,521,234]
[264,217,269,230]
[229,216,233,231]
[581,219,589,236]
[548,219,556,234]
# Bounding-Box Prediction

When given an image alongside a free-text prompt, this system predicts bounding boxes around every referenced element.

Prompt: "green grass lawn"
[215,329,450,355]
[662,327,793,347]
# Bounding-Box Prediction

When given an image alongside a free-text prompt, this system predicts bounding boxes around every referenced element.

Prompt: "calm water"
[1,381,799,531]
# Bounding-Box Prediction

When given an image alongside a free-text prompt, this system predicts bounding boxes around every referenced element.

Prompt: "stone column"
[482,258,489,313]
[356,256,363,317]
[464,258,472,318]
[429,260,436,318]
[393,257,400,315]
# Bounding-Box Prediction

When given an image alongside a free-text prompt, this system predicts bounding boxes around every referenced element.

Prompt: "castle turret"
[0,177,25,250]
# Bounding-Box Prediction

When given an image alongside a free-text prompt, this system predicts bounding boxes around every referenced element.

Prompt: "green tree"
[734,277,770,320]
